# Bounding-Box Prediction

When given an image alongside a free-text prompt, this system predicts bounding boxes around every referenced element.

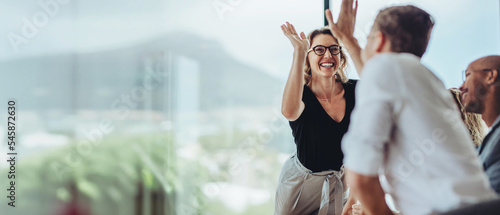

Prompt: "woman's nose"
[323,49,333,58]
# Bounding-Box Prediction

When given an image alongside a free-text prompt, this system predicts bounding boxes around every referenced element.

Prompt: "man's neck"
[482,95,500,127]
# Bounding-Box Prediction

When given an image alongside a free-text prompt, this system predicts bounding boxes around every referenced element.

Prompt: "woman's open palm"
[281,22,309,52]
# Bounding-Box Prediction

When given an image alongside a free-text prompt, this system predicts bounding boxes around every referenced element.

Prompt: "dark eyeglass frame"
[307,45,342,56]
[462,68,492,82]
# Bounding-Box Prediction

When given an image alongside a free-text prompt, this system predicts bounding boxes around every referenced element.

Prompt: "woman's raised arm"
[280,22,309,121]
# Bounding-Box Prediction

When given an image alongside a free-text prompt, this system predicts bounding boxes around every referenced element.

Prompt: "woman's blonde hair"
[449,88,487,147]
[304,27,349,86]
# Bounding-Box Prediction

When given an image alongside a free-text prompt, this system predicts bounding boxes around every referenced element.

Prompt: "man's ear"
[487,69,498,85]
[374,31,388,53]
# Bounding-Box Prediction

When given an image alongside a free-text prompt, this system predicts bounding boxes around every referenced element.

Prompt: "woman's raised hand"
[281,22,310,53]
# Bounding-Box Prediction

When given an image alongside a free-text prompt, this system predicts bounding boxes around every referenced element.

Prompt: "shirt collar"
[491,115,500,129]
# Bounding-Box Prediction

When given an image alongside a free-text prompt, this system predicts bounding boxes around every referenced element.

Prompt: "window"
[333,0,500,87]
[0,0,498,214]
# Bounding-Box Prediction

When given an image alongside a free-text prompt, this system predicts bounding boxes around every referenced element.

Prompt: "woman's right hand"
[280,22,307,121]
[281,22,310,53]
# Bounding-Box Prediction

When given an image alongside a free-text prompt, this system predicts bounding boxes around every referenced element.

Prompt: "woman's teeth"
[320,63,334,68]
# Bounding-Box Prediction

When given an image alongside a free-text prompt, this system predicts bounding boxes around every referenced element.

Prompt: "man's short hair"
[373,5,434,57]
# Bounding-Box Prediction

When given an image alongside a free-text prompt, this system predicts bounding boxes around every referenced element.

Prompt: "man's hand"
[346,169,392,215]
[325,0,358,42]
[342,193,357,215]
[324,0,365,75]
[352,203,364,215]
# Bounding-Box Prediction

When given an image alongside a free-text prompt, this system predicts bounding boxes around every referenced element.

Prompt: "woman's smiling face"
[308,34,341,79]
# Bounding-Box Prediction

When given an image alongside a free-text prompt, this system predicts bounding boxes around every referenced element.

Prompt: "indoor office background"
[0,0,498,214]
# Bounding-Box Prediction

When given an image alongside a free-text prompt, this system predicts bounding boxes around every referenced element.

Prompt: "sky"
[166,0,500,88]
[1,0,499,88]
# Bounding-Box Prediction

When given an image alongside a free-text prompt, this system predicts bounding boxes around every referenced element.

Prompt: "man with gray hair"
[325,1,497,214]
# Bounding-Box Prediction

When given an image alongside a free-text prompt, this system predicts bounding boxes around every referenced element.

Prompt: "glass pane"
[330,0,500,86]
[0,0,323,214]
[329,0,499,212]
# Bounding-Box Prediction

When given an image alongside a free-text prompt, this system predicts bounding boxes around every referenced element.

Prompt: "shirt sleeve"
[342,54,403,176]
[484,133,500,194]
[486,160,500,194]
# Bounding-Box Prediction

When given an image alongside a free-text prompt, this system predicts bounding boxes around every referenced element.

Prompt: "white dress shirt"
[342,53,497,215]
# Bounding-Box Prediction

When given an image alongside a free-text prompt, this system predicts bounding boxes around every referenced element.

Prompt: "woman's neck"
[310,75,343,101]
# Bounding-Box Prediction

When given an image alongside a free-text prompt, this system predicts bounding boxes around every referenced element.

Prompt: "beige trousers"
[274,154,348,215]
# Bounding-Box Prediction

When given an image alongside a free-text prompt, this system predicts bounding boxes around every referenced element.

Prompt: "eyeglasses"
[462,68,492,82]
[308,45,342,56]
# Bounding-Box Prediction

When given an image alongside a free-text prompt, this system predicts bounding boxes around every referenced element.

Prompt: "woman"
[449,88,487,147]
[275,22,357,215]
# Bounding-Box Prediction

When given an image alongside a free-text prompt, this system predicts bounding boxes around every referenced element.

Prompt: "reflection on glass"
[0,0,497,214]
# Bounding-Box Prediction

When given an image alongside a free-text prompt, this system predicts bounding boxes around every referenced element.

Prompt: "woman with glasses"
[275,23,357,215]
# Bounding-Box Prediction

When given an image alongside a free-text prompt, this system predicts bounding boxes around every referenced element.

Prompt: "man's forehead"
[467,59,485,71]
[468,55,500,71]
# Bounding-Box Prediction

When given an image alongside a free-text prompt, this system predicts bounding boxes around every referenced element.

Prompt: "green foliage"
[3,128,284,215]
[1,132,176,215]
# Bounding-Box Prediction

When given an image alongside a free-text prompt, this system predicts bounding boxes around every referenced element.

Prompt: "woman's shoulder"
[344,79,358,106]
[347,79,358,84]
[302,84,314,96]
[344,79,358,90]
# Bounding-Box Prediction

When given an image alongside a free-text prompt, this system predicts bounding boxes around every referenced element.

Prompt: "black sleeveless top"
[289,79,357,172]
